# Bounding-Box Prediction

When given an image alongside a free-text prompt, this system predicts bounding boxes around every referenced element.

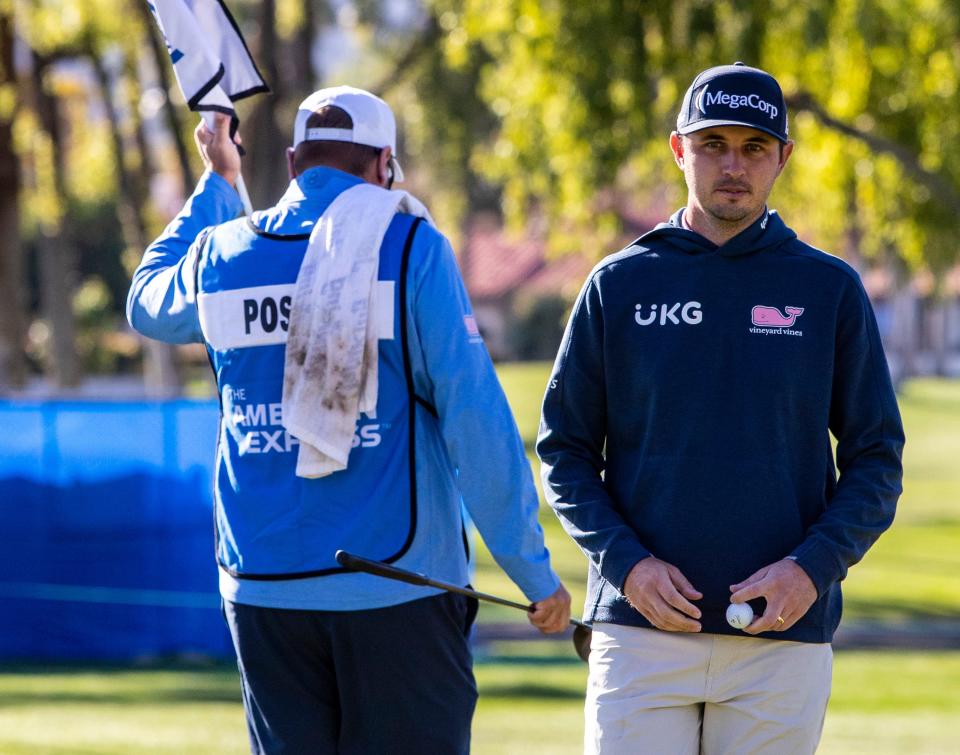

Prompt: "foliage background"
[1,0,959,390]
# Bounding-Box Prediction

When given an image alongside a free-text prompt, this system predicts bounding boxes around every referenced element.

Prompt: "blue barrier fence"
[0,400,233,660]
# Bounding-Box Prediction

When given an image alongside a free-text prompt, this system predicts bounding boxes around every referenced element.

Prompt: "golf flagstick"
[234,174,253,216]
[335,550,592,662]
[146,0,269,216]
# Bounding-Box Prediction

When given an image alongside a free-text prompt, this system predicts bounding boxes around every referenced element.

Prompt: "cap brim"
[678,119,787,143]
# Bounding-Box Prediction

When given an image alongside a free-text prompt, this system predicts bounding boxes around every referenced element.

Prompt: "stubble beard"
[707,202,755,224]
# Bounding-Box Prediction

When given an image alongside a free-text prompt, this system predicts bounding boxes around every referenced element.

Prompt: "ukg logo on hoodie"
[696,85,779,120]
[635,302,703,326]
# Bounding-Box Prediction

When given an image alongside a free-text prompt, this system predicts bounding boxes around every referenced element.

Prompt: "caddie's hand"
[729,557,817,634]
[194,113,242,186]
[528,582,572,634]
[624,556,702,632]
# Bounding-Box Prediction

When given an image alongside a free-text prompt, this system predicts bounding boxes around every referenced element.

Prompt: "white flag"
[147,0,268,129]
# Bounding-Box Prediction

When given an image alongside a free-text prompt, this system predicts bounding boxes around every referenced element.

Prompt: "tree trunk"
[37,232,81,388]
[133,0,195,199]
[31,53,80,389]
[90,46,181,397]
[296,0,315,87]
[245,0,285,207]
[0,13,27,390]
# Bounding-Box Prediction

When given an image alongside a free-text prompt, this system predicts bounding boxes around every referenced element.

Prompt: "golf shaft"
[335,550,588,629]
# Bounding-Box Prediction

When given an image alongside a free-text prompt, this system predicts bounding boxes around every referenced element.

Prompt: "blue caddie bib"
[196,214,424,579]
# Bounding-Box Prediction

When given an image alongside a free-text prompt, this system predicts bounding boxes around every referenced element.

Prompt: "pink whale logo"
[751,305,804,327]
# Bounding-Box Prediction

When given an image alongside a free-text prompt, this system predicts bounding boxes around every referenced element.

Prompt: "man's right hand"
[194,113,242,186]
[623,556,702,632]
[528,582,572,634]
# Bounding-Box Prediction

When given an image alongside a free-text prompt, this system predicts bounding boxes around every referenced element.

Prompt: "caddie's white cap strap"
[303,128,355,142]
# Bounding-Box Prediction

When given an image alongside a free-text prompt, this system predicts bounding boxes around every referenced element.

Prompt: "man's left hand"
[729,558,817,634]
[194,113,242,186]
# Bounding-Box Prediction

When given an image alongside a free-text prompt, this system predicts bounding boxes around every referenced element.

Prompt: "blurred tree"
[4,0,958,391]
[233,0,330,207]
[292,0,316,85]
[427,0,960,270]
[244,0,286,207]
[29,50,81,388]
[0,8,27,388]
[413,12,500,221]
[361,7,500,240]
[133,0,195,197]
[88,32,182,394]
[9,0,193,390]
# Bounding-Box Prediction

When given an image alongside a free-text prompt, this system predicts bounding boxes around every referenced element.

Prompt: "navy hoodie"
[538,208,904,643]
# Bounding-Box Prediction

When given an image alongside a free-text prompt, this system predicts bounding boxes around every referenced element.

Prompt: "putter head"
[572,623,592,663]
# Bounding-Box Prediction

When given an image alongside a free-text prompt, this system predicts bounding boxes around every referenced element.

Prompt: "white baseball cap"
[292,85,405,182]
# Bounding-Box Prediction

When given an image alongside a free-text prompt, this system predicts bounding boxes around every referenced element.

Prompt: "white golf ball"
[726,602,754,629]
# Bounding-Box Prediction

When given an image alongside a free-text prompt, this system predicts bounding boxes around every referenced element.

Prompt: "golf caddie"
[538,63,904,753]
[127,85,570,753]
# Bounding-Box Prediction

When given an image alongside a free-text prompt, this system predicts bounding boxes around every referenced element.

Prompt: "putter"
[335,550,592,662]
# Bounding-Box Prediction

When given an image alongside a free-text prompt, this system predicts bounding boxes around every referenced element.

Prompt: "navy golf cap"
[677,62,788,143]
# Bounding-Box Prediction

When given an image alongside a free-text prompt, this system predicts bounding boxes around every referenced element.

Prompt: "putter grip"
[335,550,431,587]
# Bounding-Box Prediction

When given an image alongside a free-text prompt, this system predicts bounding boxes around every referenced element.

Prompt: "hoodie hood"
[635,207,797,258]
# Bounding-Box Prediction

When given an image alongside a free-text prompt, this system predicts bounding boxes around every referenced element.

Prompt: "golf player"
[127,86,570,753]
[538,63,904,753]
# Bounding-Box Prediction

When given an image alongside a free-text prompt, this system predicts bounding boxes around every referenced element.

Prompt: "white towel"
[282,183,434,478]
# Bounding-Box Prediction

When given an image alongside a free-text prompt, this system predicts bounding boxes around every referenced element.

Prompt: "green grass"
[496,361,554,452]
[817,650,960,754]
[1,369,957,753]
[2,650,958,754]
[0,663,247,754]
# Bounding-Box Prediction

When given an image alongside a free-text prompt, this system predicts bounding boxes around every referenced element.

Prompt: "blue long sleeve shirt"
[128,168,560,610]
[538,209,904,642]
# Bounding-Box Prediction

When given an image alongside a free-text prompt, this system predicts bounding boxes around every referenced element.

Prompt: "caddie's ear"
[286,147,297,179]
[669,132,685,169]
[377,147,393,188]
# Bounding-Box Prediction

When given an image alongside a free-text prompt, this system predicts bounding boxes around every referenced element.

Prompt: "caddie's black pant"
[223,593,478,755]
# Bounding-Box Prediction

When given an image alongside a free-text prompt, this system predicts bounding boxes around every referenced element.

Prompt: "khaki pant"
[585,623,832,755]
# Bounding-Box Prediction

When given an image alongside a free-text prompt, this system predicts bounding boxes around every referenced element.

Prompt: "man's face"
[670,126,793,227]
